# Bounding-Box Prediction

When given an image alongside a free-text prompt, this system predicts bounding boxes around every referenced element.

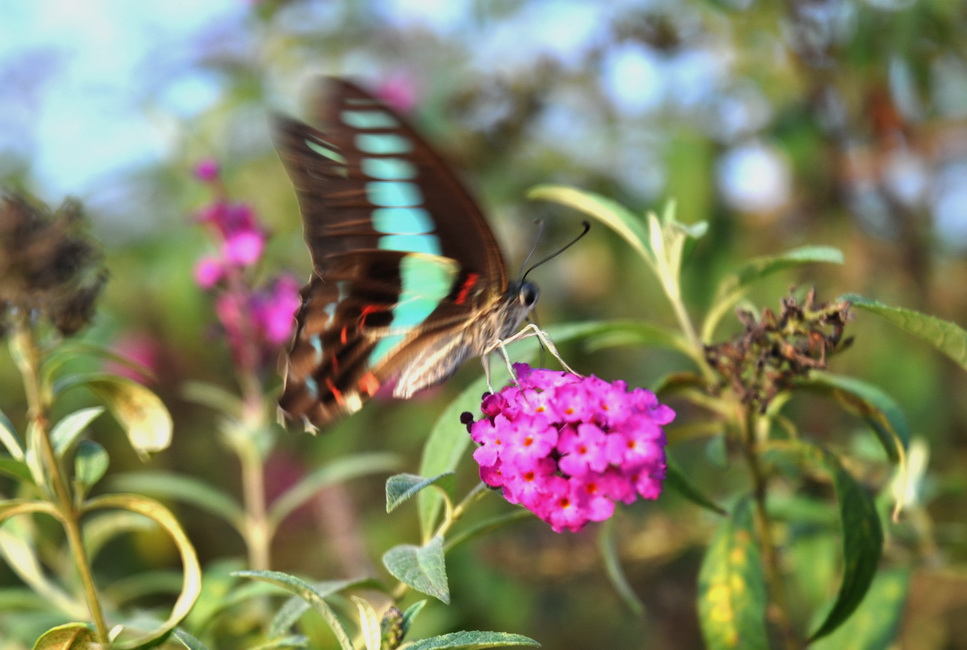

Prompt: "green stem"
[12,320,109,643]
[739,404,797,650]
[238,437,271,571]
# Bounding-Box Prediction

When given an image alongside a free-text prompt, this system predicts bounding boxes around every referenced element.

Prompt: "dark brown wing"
[272,77,507,291]
[274,77,519,429]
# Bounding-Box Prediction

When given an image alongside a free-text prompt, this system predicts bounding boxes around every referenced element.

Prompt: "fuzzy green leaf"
[234,570,354,650]
[844,294,967,372]
[386,472,455,513]
[383,536,449,604]
[697,498,768,649]
[404,631,541,649]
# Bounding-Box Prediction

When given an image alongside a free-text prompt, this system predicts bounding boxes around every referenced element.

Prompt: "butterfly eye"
[520,282,539,308]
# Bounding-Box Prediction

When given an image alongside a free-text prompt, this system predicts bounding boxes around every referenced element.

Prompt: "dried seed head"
[0,193,107,336]
[704,289,853,410]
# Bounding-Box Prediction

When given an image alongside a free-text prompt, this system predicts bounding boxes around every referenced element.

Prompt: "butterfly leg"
[481,353,495,393]
[485,324,578,375]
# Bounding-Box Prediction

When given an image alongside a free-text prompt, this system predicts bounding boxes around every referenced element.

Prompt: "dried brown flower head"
[0,193,107,336]
[704,288,852,411]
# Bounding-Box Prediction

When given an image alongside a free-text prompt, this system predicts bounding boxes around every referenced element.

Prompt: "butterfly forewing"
[274,78,533,430]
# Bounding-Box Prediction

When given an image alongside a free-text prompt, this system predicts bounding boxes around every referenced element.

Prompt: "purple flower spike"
[463,364,673,533]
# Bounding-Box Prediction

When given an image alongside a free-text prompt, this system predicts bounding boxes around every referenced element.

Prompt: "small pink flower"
[255,275,300,345]
[463,363,673,533]
[194,158,220,181]
[376,73,418,113]
[223,229,265,266]
[194,256,225,288]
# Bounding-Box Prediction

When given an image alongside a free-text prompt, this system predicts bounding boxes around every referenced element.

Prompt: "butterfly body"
[274,78,537,429]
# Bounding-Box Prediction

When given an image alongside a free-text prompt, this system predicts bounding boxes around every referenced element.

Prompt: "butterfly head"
[517,280,539,313]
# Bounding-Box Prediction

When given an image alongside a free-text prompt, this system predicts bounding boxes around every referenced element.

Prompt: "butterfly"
[273,77,542,430]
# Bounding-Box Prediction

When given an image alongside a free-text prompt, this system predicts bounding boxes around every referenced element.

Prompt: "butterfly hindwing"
[274,78,535,429]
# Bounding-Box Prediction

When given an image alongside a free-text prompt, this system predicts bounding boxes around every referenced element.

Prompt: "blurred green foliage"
[3,0,967,647]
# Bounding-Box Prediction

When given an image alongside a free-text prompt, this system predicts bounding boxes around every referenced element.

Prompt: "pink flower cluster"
[193,159,299,369]
[463,364,674,533]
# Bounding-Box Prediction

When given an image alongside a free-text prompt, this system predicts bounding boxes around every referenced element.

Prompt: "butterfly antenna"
[517,219,547,284]
[520,220,591,285]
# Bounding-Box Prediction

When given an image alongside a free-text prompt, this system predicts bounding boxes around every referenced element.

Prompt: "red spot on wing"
[454,272,480,305]
[359,304,380,328]
[359,371,380,396]
[326,377,344,406]
[340,325,349,344]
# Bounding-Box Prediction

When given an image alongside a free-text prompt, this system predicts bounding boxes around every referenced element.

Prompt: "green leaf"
[268,452,400,529]
[352,596,383,650]
[168,628,211,650]
[51,407,105,457]
[403,630,541,649]
[811,568,910,650]
[234,570,354,650]
[664,456,726,515]
[418,374,491,538]
[704,246,844,341]
[251,636,310,649]
[803,444,885,642]
[443,510,532,553]
[383,536,449,604]
[0,501,83,616]
[402,599,428,638]
[386,472,455,513]
[0,408,23,460]
[798,373,909,463]
[64,375,172,459]
[598,518,644,616]
[0,457,33,483]
[697,498,768,650]
[528,184,652,267]
[73,440,108,495]
[33,622,99,649]
[82,510,158,563]
[581,319,693,358]
[844,294,967,372]
[268,596,312,641]
[112,471,245,531]
[83,494,202,650]
[265,577,382,639]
